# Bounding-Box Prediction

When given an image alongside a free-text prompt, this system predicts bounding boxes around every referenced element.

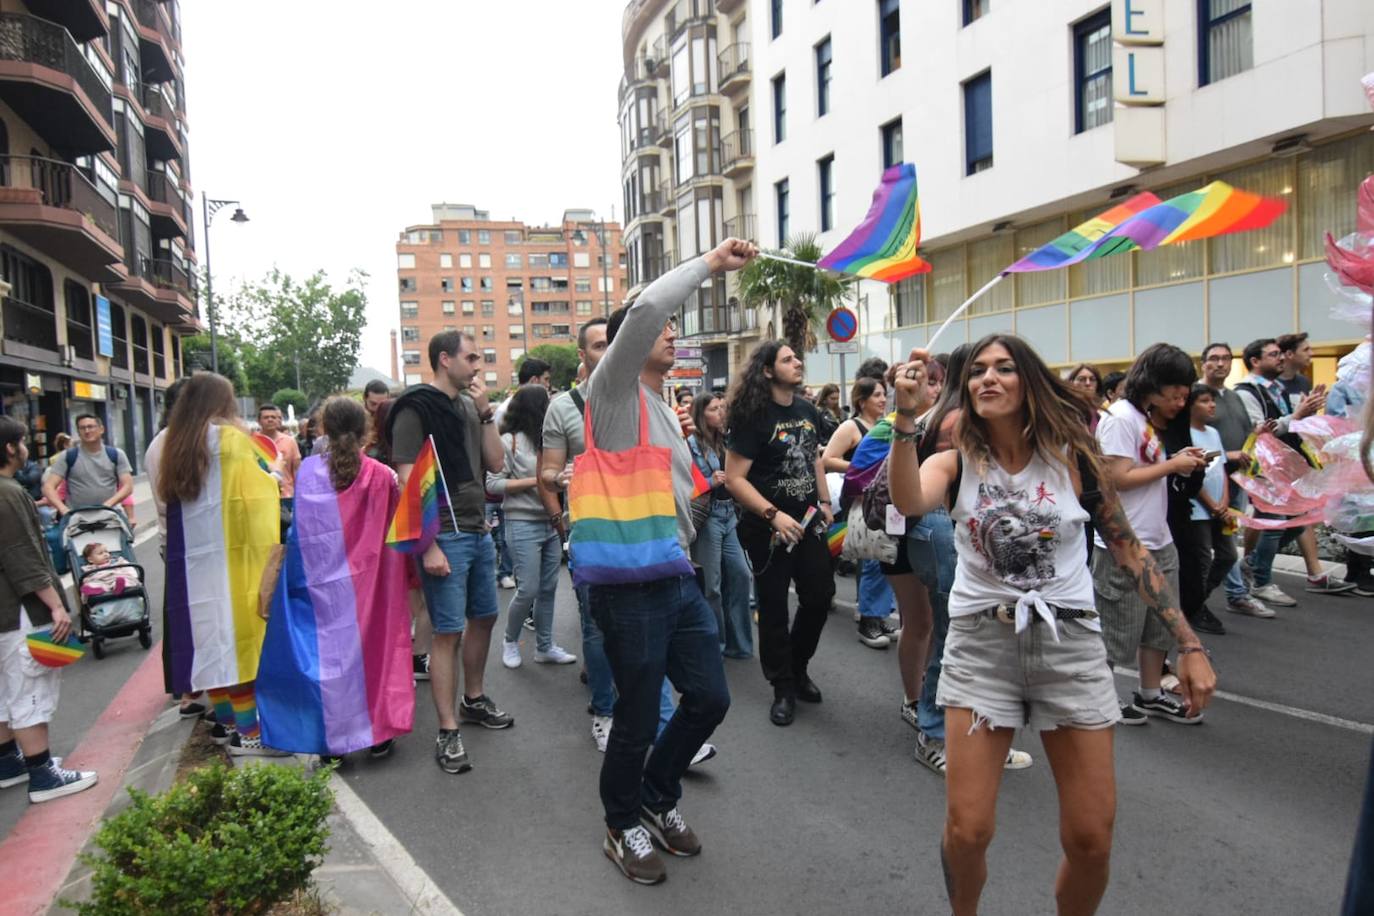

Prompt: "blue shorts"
[420,530,499,634]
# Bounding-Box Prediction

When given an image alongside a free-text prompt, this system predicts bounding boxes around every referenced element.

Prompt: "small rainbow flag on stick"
[26,629,85,668]
[817,163,931,282]
[386,436,446,553]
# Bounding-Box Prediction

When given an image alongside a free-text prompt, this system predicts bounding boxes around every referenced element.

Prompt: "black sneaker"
[857,617,891,649]
[412,654,431,681]
[210,722,236,745]
[1132,691,1203,725]
[1190,606,1226,636]
[369,739,395,759]
[878,616,901,640]
[435,729,471,774]
[1117,704,1148,726]
[178,701,208,719]
[460,694,514,729]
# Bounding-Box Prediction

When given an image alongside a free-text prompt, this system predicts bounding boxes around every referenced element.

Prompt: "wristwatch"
[763,506,779,522]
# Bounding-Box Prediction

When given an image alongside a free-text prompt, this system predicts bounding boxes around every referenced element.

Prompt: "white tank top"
[948,449,1099,636]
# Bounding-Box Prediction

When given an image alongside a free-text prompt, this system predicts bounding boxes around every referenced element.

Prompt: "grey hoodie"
[485,432,546,522]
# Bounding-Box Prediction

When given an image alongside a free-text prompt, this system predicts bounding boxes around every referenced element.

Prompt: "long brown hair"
[157,373,239,505]
[321,397,367,491]
[850,377,884,416]
[954,334,1105,484]
[692,391,725,456]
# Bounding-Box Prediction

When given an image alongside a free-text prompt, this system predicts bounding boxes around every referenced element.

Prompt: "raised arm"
[885,350,957,518]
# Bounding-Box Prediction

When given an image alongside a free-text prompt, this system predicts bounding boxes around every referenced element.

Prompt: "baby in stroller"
[79,543,142,597]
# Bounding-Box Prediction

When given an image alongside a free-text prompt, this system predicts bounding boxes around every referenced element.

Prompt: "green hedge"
[67,762,333,915]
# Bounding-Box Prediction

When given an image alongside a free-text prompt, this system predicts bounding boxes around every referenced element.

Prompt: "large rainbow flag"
[840,414,897,506]
[818,163,931,282]
[257,456,415,756]
[164,424,280,693]
[1008,181,1287,272]
[386,436,441,553]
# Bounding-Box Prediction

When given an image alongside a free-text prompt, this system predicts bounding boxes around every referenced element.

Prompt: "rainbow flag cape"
[1007,182,1287,272]
[257,456,415,756]
[386,436,441,553]
[26,629,84,668]
[826,519,847,558]
[165,424,280,693]
[818,163,931,282]
[840,414,896,506]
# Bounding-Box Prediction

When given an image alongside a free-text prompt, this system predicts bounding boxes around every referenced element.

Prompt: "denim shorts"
[419,530,499,634]
[936,612,1121,732]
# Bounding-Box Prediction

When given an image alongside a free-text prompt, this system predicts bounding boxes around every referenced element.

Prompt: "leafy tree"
[518,343,579,389]
[735,233,853,357]
[219,268,368,403]
[180,332,246,393]
[268,388,308,416]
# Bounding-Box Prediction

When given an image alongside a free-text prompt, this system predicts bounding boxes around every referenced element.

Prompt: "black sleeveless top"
[842,419,869,463]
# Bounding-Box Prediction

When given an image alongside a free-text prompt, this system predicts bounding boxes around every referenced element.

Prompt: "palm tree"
[735,233,853,357]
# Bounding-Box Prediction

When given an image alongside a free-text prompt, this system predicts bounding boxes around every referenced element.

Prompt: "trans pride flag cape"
[257,456,414,756]
[165,424,280,693]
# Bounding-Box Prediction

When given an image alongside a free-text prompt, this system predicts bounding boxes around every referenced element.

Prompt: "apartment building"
[751,0,1374,386]
[395,204,627,388]
[619,0,763,390]
[0,0,196,470]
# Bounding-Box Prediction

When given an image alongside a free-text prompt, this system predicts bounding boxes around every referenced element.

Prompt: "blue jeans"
[419,530,499,634]
[908,507,956,741]
[503,519,561,651]
[690,500,754,658]
[485,503,513,579]
[858,558,895,619]
[590,574,730,830]
[578,575,680,726]
[1251,514,1303,588]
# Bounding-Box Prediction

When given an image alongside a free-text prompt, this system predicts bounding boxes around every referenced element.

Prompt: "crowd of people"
[3,235,1372,912]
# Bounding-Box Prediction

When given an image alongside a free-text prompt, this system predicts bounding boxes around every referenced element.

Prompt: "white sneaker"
[1226,593,1276,617]
[1004,747,1034,770]
[534,645,578,665]
[498,575,517,589]
[591,715,612,753]
[1249,584,1295,609]
[502,639,522,669]
[689,742,717,767]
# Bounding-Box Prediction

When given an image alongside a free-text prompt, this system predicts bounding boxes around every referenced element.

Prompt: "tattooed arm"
[1090,481,1217,715]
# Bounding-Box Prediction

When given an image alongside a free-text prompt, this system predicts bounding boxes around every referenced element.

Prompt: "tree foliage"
[519,343,580,390]
[181,332,246,393]
[268,388,309,416]
[735,233,853,357]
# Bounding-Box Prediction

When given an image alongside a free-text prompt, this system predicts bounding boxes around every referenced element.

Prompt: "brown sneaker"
[604,825,667,884]
[640,805,701,857]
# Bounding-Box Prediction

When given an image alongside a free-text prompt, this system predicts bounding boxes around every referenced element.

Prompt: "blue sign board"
[95,295,113,358]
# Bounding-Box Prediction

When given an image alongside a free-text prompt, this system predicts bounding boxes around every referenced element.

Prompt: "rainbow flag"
[1006,193,1161,272]
[1008,182,1287,272]
[841,414,897,506]
[826,520,847,558]
[165,425,280,693]
[689,460,712,499]
[25,629,84,668]
[818,163,931,282]
[257,456,415,756]
[386,436,441,553]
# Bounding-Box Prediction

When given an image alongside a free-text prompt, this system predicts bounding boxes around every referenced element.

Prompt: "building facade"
[620,0,763,391]
[741,0,1374,386]
[0,0,196,471]
[394,204,627,388]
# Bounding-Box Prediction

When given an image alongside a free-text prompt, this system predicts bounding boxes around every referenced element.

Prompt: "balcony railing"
[1,155,119,242]
[145,256,197,297]
[718,42,750,85]
[145,169,183,211]
[659,181,676,214]
[141,83,176,123]
[724,213,756,243]
[132,0,174,48]
[652,110,671,147]
[667,0,714,38]
[2,295,58,351]
[722,129,753,171]
[726,303,760,334]
[638,189,663,216]
[0,13,113,122]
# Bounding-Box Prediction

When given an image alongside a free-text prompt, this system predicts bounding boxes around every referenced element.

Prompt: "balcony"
[0,155,123,282]
[721,129,753,177]
[140,84,183,160]
[647,35,668,76]
[0,13,114,155]
[652,110,671,148]
[24,0,107,43]
[145,255,197,320]
[105,250,161,315]
[145,170,186,237]
[617,55,656,104]
[666,0,714,40]
[131,0,177,83]
[659,181,677,215]
[639,254,674,287]
[637,189,664,217]
[2,295,59,354]
[724,213,756,243]
[726,301,760,334]
[718,42,749,96]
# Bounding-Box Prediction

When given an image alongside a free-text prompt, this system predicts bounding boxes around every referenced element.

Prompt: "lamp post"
[572,218,612,316]
[201,195,249,374]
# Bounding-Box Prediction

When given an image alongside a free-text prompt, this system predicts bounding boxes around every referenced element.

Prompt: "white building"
[747,0,1374,385]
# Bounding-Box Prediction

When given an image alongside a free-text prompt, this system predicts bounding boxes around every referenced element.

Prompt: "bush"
[68,763,333,915]
[269,388,309,417]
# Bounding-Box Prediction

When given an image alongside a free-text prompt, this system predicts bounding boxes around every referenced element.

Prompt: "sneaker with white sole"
[227,734,292,757]
[591,715,612,753]
[459,694,514,729]
[1132,691,1202,724]
[27,761,97,803]
[435,728,471,774]
[1118,703,1149,726]
[534,645,578,665]
[209,723,236,745]
[857,617,891,649]
[0,751,61,789]
[689,743,717,767]
[640,805,701,857]
[1004,747,1034,769]
[502,639,522,669]
[1305,574,1357,595]
[914,730,946,774]
[1250,584,1295,609]
[1226,593,1275,617]
[604,825,666,884]
[499,575,517,589]
[412,654,431,681]
[900,699,919,731]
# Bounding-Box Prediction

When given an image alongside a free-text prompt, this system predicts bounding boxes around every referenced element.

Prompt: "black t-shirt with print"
[727,397,821,523]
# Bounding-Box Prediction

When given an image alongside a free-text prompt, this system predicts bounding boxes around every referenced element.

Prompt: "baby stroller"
[62,505,152,659]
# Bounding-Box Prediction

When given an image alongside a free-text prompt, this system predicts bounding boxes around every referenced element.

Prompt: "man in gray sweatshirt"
[582,238,754,885]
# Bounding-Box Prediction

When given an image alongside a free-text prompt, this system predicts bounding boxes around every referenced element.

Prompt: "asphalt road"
[7,501,1372,915]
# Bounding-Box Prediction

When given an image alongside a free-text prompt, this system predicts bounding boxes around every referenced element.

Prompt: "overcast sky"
[181,1,626,377]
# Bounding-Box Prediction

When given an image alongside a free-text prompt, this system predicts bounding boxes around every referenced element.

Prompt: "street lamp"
[572,218,612,316]
[201,195,249,374]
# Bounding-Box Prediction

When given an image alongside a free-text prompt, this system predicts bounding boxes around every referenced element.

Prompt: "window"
[775,178,790,247]
[462,300,475,314]
[549,252,569,268]
[507,278,524,291]
[459,253,472,268]
[481,300,495,316]
[1074,10,1113,133]
[509,325,524,338]
[399,277,416,293]
[881,118,903,168]
[893,274,926,325]
[552,324,571,337]
[508,299,523,316]
[577,300,594,315]
[1199,0,1252,87]
[151,323,165,377]
[963,72,993,175]
[461,277,473,292]
[402,350,421,366]
[108,301,127,369]
[442,300,456,315]
[575,278,592,293]
[63,281,93,360]
[458,229,471,244]
[879,0,901,76]
[479,253,492,268]
[772,73,786,143]
[397,253,415,269]
[482,325,495,339]
[818,155,835,232]
[771,0,782,38]
[478,230,491,244]
[402,326,420,342]
[505,230,522,243]
[531,277,552,292]
[480,277,493,292]
[573,251,590,268]
[440,253,453,268]
[505,253,522,268]
[528,253,549,267]
[400,301,419,319]
[962,0,988,26]
[815,38,832,117]
[440,277,454,292]
[483,348,497,364]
